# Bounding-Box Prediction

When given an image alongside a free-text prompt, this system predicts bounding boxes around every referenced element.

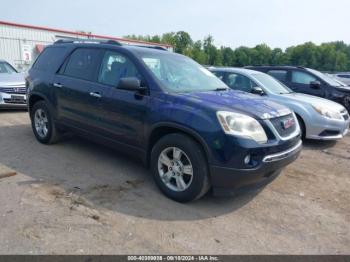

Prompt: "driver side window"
[291,71,316,85]
[98,51,141,86]
[225,73,257,93]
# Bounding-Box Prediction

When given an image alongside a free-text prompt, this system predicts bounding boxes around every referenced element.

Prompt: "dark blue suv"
[27,40,302,202]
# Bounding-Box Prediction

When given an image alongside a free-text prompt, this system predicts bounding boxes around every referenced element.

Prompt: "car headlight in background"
[217,111,268,143]
[312,104,342,120]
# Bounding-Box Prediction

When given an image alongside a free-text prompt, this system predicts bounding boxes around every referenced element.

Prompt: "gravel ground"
[0,110,349,254]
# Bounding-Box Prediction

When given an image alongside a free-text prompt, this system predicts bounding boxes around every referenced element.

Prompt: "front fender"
[145,94,223,163]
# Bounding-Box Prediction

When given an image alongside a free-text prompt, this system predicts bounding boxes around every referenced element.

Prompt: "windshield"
[0,62,17,74]
[140,53,227,92]
[252,73,293,94]
[333,77,347,87]
[307,68,341,87]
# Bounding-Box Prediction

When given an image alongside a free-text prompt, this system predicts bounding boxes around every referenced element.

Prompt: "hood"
[177,89,291,120]
[335,85,350,93]
[0,72,26,87]
[282,92,345,111]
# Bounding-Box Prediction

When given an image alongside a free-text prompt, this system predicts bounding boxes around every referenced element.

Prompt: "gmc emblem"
[281,118,295,130]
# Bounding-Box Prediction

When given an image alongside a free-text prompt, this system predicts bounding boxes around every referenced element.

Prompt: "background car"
[0,59,27,108]
[246,66,350,112]
[210,67,350,140]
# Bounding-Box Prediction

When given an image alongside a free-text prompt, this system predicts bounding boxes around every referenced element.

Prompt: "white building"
[0,20,172,71]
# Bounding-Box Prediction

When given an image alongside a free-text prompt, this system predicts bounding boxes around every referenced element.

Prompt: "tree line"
[125,31,350,72]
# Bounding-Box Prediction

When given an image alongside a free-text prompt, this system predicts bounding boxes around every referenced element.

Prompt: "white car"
[0,60,27,108]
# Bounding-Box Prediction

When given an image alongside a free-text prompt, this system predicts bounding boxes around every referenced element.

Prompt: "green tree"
[191,40,207,65]
[233,47,253,66]
[203,35,222,65]
[173,31,193,54]
[286,42,319,68]
[161,32,176,46]
[271,48,288,65]
[251,44,272,65]
[125,31,350,71]
[221,47,236,66]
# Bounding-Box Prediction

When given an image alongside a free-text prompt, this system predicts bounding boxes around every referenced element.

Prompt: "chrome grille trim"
[0,86,27,94]
[264,112,301,141]
[263,140,302,163]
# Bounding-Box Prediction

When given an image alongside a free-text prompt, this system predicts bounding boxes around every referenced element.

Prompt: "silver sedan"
[209,67,350,140]
[0,60,27,109]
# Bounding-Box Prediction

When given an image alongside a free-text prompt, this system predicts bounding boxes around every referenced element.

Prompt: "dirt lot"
[0,110,349,254]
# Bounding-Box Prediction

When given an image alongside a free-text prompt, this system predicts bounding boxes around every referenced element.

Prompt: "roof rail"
[53,39,170,51]
[131,45,168,51]
[54,39,122,46]
[245,65,305,68]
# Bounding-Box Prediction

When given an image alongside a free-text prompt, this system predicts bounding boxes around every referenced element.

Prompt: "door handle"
[53,83,63,88]
[89,92,102,98]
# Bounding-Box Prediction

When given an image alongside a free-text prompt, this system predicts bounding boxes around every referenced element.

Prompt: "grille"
[3,97,27,104]
[269,114,297,138]
[0,86,27,94]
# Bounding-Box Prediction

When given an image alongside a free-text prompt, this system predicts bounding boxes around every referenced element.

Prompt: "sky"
[1,0,349,49]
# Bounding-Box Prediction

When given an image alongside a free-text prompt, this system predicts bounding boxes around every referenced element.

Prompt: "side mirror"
[117,77,146,92]
[310,81,321,89]
[251,86,265,96]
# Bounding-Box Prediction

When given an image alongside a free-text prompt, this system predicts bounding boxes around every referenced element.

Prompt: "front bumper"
[210,140,302,195]
[306,117,350,141]
[0,92,27,108]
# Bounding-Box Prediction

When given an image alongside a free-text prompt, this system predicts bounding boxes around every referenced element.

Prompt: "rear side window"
[63,48,101,81]
[268,70,288,82]
[33,47,66,72]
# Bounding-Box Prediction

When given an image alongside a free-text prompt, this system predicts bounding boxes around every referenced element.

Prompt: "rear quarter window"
[33,46,67,72]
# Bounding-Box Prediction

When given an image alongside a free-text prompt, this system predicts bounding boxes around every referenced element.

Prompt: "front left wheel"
[150,133,210,202]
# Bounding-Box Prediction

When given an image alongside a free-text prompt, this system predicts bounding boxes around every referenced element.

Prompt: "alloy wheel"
[157,147,193,192]
[34,108,49,138]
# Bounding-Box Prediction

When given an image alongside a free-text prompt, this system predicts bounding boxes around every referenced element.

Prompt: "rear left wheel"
[30,101,61,144]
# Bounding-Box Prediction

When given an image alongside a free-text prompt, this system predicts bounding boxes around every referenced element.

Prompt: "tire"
[30,100,61,144]
[150,133,210,202]
[296,115,306,139]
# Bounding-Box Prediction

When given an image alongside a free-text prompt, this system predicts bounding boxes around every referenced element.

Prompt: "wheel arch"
[146,123,211,167]
[28,93,56,118]
[294,112,306,138]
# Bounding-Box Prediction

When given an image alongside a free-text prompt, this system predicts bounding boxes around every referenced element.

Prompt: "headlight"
[217,111,268,143]
[312,105,342,120]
